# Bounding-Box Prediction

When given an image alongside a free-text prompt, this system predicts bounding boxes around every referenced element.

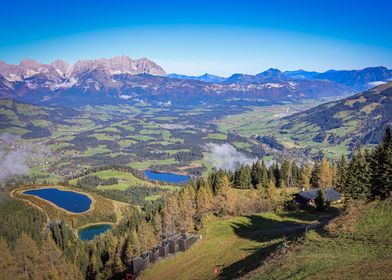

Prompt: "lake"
[23,188,92,214]
[144,169,190,184]
[78,224,112,241]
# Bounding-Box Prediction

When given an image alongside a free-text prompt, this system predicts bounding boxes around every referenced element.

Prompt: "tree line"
[336,127,392,201]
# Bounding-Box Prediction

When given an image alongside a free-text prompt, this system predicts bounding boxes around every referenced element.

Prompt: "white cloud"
[205,143,257,171]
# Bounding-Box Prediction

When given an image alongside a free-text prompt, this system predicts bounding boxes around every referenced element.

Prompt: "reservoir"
[144,169,190,184]
[78,224,112,241]
[23,188,92,214]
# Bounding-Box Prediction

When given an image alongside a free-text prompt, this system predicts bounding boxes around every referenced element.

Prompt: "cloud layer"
[0,133,49,183]
[205,143,257,171]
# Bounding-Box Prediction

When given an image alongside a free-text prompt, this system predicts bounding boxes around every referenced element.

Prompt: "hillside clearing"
[139,209,339,280]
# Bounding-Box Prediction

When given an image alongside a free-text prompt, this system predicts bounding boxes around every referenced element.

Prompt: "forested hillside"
[256,82,392,158]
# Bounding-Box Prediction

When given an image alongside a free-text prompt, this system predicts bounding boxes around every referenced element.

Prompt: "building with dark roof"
[294,188,341,206]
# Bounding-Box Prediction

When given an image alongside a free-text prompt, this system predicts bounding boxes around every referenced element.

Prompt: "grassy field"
[69,169,179,191]
[69,169,153,191]
[243,199,392,280]
[139,209,339,280]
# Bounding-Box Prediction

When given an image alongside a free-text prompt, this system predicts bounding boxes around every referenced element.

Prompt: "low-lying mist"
[205,143,258,171]
[0,133,49,184]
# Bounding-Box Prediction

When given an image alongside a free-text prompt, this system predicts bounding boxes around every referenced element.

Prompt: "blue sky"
[1,0,391,76]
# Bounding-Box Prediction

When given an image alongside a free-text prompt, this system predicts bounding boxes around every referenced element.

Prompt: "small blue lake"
[23,188,92,214]
[144,169,190,184]
[78,224,112,241]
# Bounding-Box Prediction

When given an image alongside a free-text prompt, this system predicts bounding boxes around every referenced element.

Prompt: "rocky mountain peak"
[51,60,72,76]
[19,58,42,70]
[73,56,166,77]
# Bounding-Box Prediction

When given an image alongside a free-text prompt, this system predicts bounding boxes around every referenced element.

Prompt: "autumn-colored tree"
[0,237,15,278]
[162,194,180,235]
[179,187,196,232]
[215,174,236,215]
[124,230,141,264]
[14,233,43,280]
[266,179,278,199]
[137,220,158,252]
[196,183,213,218]
[300,163,313,190]
[311,157,334,188]
[41,237,82,279]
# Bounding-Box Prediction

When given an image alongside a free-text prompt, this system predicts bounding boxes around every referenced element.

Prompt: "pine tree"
[272,162,281,187]
[315,189,328,211]
[291,162,301,187]
[212,169,228,193]
[371,127,392,199]
[235,165,252,189]
[345,149,372,200]
[336,155,348,192]
[280,160,292,188]
[310,161,320,188]
[260,160,269,188]
[251,161,262,188]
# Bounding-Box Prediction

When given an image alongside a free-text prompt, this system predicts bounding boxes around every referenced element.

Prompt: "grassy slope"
[69,169,179,192]
[244,199,392,280]
[69,169,152,191]
[139,209,338,280]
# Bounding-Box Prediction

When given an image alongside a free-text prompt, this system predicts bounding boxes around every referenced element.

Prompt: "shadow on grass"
[219,242,281,280]
[231,214,309,243]
[218,214,310,279]
[275,207,341,223]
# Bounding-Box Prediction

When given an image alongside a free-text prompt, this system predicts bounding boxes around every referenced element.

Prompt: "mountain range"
[0,56,391,105]
[170,66,392,90]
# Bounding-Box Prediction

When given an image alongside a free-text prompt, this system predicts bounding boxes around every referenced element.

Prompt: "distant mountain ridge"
[169,66,392,91]
[0,56,390,106]
[313,66,392,90]
[167,73,227,83]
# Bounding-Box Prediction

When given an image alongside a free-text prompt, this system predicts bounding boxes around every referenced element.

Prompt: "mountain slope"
[242,199,392,280]
[256,82,392,158]
[314,66,392,90]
